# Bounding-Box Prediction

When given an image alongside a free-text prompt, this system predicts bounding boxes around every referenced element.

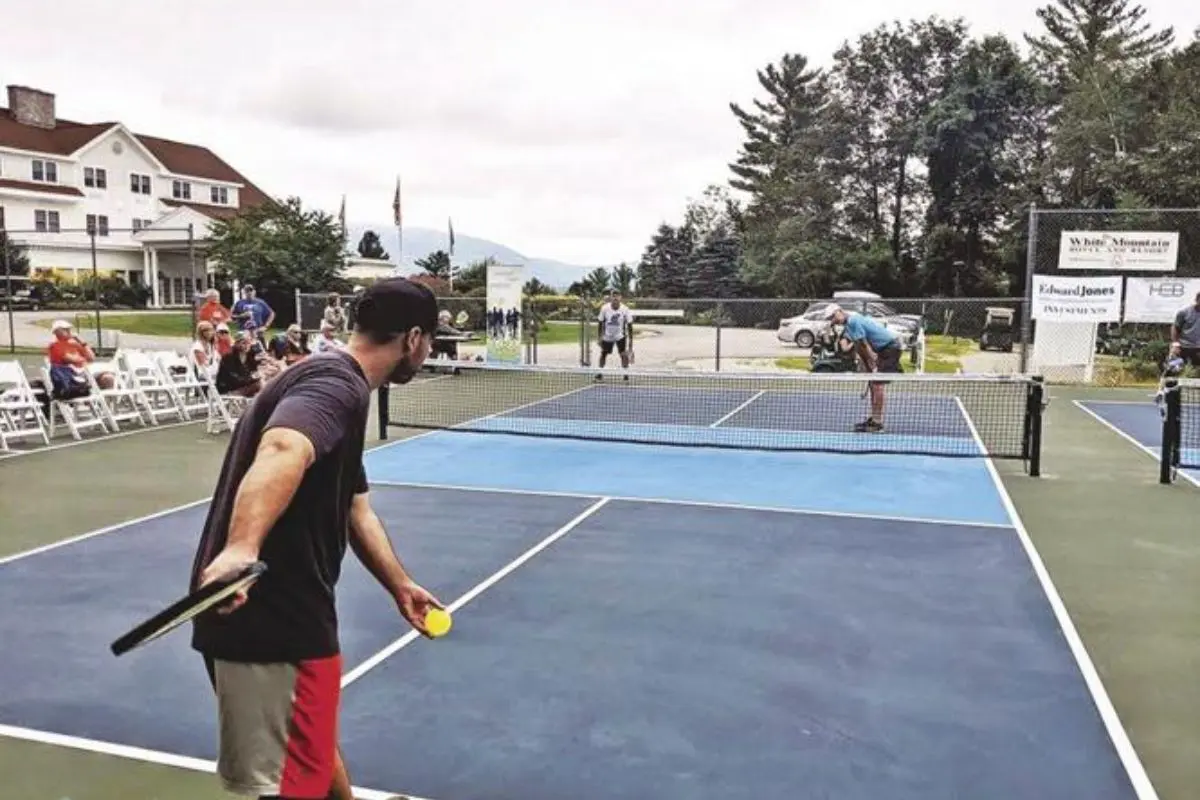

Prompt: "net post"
[1023,375,1045,477]
[1160,379,1180,484]
[377,384,390,441]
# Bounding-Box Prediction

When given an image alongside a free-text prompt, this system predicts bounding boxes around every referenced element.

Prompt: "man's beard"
[388,352,421,384]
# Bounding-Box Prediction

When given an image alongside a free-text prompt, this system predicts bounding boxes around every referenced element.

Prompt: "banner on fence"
[1057,231,1179,272]
[485,263,526,363]
[1122,277,1200,323]
[1031,275,1123,321]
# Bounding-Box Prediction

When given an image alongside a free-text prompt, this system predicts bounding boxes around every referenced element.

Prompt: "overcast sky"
[5,1,1198,265]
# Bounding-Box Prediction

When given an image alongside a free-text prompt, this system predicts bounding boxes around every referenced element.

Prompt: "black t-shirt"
[190,350,370,663]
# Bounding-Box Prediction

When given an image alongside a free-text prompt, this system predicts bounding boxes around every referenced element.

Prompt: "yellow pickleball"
[424,607,452,638]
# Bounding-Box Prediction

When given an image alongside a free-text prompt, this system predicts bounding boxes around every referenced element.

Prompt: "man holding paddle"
[188,277,445,800]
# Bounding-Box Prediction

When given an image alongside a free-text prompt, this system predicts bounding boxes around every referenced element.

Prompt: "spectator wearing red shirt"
[198,290,232,327]
[48,320,115,389]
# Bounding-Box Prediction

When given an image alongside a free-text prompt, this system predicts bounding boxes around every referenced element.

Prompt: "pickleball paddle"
[110,562,267,656]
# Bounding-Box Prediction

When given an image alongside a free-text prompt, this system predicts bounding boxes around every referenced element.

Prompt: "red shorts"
[204,654,342,798]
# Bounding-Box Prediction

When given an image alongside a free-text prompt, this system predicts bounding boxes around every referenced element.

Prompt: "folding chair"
[39,362,111,441]
[82,356,152,431]
[120,349,188,424]
[0,361,51,452]
[186,349,246,434]
[153,350,212,421]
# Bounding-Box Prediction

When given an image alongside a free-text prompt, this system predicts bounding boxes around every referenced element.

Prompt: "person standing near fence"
[824,304,902,433]
[232,284,275,338]
[1170,291,1200,370]
[596,292,633,381]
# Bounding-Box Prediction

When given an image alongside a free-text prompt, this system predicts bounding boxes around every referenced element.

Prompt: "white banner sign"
[485,263,526,363]
[1031,275,1123,321]
[1123,277,1200,323]
[1058,231,1179,272]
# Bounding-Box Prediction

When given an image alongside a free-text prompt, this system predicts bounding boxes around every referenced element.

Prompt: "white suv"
[777,297,921,350]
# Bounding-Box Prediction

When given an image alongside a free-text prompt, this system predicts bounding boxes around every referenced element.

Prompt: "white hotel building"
[0,85,269,308]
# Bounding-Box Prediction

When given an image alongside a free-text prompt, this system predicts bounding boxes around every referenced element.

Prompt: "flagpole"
[393,176,403,271]
[448,216,455,292]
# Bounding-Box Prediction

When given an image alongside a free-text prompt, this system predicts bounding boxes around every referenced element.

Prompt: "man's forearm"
[349,498,414,598]
[225,435,311,555]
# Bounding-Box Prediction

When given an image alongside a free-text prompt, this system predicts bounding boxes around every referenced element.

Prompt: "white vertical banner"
[1031,274,1123,321]
[486,263,526,363]
[1057,231,1179,271]
[1122,277,1200,323]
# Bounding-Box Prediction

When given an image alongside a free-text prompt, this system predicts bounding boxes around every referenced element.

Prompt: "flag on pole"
[392,177,402,227]
[448,217,455,255]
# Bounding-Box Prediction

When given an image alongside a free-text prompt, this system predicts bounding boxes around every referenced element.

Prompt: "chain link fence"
[1022,207,1200,384]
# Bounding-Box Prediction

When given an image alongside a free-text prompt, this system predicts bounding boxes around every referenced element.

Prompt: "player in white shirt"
[596,292,633,381]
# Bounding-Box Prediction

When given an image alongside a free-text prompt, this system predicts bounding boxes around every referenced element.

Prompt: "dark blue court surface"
[1077,399,1200,485]
[0,431,1152,799]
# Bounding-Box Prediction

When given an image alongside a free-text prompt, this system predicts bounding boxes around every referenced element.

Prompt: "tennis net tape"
[381,363,1046,461]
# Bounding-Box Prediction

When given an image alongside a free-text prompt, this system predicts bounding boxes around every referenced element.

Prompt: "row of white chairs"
[0,349,249,453]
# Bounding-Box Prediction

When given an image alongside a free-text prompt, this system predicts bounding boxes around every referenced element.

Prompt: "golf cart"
[810,325,858,373]
[979,307,1015,353]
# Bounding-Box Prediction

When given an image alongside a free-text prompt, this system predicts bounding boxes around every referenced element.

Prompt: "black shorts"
[869,344,903,384]
[1179,346,1200,367]
[600,338,626,355]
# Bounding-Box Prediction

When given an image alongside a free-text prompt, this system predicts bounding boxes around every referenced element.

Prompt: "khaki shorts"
[204,654,342,798]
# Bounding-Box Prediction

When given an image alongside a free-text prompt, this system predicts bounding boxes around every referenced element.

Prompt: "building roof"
[0,178,83,197]
[0,102,270,213]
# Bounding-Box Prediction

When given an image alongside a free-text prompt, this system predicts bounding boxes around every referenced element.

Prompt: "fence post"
[579,297,590,366]
[1019,202,1038,373]
[714,302,723,371]
[293,288,301,331]
[2,230,12,354]
[187,224,197,331]
[89,231,103,351]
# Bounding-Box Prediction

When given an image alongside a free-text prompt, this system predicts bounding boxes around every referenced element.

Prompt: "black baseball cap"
[353,278,438,337]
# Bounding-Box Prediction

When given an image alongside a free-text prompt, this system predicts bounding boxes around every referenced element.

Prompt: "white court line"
[0,418,205,461]
[954,398,1161,800]
[1073,400,1200,489]
[368,479,1014,531]
[709,390,766,428]
[0,497,211,567]
[341,497,611,687]
[0,724,428,800]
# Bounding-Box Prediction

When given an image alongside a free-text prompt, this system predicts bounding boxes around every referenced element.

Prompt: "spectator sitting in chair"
[242,324,285,381]
[432,310,467,360]
[269,323,309,365]
[197,290,231,327]
[47,320,115,391]
[213,323,234,357]
[215,331,263,398]
[311,318,346,354]
[191,321,220,382]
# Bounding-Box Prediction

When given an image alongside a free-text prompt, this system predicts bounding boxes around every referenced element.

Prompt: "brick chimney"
[6,86,56,129]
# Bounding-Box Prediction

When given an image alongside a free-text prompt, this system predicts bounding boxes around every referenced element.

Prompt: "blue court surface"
[0,421,1154,798]
[1076,398,1200,485]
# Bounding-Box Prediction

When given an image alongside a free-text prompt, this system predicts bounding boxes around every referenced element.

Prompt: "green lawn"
[528,321,584,345]
[33,312,197,338]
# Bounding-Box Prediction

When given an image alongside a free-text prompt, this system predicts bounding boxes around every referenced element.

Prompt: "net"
[1159,378,1200,481]
[379,363,1045,465]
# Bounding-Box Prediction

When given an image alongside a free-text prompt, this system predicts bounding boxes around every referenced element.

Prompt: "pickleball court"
[1077,379,1200,486]
[0,365,1156,799]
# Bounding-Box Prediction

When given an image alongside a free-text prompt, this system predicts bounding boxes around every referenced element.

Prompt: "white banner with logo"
[1123,277,1200,323]
[1031,275,1123,321]
[485,263,526,363]
[1058,231,1179,272]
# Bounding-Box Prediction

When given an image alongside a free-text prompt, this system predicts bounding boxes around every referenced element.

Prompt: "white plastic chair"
[39,361,111,441]
[120,349,187,424]
[83,355,151,431]
[0,361,51,451]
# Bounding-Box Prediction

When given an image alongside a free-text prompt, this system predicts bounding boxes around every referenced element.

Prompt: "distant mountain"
[346,224,598,291]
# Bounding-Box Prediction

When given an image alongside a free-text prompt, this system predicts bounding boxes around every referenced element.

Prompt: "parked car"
[777,296,922,350]
[0,284,40,311]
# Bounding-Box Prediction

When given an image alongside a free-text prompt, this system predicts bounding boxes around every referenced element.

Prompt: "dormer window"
[211,186,229,205]
[31,159,57,183]
[172,180,191,200]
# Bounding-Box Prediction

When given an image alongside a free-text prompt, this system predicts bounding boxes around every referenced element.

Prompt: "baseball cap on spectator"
[822,303,844,320]
[353,278,438,338]
[215,323,230,333]
[51,320,72,333]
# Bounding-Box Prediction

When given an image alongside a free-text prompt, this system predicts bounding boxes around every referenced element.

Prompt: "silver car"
[777,300,921,349]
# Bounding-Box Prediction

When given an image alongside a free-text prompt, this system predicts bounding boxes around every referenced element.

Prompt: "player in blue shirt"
[826,304,903,433]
